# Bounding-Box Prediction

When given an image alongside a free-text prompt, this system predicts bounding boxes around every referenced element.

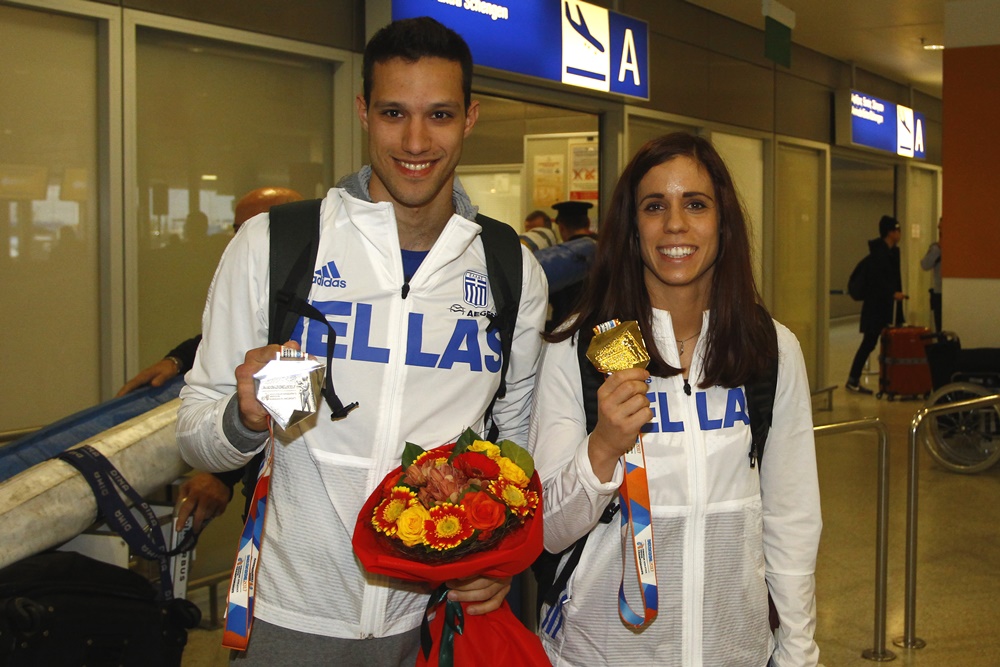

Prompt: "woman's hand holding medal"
[589,368,652,483]
[585,320,653,483]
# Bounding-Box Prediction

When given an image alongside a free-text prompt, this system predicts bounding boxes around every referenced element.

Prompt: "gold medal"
[586,319,650,373]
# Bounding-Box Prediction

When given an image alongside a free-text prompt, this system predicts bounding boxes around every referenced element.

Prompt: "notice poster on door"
[532,154,565,210]
[569,141,599,204]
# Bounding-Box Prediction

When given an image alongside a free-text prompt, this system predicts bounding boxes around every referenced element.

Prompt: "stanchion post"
[894,393,1000,650]
[814,417,895,662]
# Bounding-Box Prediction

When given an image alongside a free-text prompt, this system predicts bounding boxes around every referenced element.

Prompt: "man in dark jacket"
[846,214,908,394]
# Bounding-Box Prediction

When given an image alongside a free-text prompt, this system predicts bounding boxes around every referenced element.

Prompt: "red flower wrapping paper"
[352,444,550,667]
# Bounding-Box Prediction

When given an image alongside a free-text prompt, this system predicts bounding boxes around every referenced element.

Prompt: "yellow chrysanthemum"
[496,456,530,487]
[468,440,502,460]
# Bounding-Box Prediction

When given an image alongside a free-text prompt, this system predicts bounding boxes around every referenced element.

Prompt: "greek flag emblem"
[463,271,488,307]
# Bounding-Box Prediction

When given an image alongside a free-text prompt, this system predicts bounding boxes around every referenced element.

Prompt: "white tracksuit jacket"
[177,182,547,639]
[528,310,822,667]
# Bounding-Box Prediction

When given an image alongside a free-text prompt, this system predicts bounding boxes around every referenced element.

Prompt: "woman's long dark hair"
[547,132,777,389]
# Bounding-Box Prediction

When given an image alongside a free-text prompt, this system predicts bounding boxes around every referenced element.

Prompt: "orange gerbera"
[425,504,474,550]
[372,487,417,535]
[490,479,539,519]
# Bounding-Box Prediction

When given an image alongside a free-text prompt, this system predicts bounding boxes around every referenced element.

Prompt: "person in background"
[519,209,559,251]
[846,214,906,394]
[176,17,546,665]
[524,209,551,232]
[920,217,942,332]
[115,186,303,532]
[528,133,821,666]
[544,200,598,330]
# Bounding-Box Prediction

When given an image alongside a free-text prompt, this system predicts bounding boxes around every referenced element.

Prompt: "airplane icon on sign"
[565,2,604,52]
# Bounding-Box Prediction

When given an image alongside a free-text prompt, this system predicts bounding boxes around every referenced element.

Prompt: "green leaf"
[452,427,478,458]
[498,439,534,479]
[401,441,425,470]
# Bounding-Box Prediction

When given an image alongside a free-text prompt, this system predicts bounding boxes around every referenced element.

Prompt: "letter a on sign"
[618,29,640,85]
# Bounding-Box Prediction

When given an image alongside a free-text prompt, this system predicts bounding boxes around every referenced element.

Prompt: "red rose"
[453,452,501,481]
[463,490,507,532]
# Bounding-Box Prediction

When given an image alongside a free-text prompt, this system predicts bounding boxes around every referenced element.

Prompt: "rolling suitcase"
[878,325,933,399]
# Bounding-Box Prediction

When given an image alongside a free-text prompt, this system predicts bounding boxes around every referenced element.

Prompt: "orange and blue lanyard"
[617,433,658,627]
[222,422,274,651]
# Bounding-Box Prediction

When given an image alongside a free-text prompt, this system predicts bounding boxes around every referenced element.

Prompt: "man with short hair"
[846,214,907,394]
[519,209,558,251]
[176,17,546,664]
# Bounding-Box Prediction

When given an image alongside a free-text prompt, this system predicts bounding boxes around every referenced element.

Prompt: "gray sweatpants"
[231,619,421,666]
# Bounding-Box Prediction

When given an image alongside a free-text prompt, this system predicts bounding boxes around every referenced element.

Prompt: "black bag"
[848,255,871,301]
[0,550,201,667]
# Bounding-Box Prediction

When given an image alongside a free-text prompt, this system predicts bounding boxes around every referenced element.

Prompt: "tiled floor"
[182,319,1000,666]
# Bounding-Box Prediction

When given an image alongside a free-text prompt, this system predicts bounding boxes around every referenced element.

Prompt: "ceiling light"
[920,37,944,51]
[201,174,218,181]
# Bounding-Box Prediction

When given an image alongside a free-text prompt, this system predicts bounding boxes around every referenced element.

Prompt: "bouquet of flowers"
[352,428,549,667]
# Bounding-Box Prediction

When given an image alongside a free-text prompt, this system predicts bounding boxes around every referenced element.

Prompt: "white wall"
[942,278,1000,347]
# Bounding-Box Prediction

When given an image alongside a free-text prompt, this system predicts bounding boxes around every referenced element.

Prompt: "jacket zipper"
[681,343,708,666]
[358,240,413,638]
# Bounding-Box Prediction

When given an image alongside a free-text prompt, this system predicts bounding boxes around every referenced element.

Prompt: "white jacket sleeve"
[528,335,623,554]
[491,245,548,447]
[760,324,823,667]
[175,214,272,473]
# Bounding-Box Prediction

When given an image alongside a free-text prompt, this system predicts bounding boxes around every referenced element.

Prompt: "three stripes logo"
[463,270,489,308]
[313,260,346,288]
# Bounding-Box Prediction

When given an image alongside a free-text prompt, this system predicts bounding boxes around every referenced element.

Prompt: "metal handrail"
[814,417,895,662]
[895,392,1000,650]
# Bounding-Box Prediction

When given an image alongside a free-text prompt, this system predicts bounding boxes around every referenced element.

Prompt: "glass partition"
[0,6,101,430]
[134,28,334,369]
[774,143,826,388]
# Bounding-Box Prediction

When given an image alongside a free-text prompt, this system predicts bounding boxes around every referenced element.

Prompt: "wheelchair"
[921,332,1000,473]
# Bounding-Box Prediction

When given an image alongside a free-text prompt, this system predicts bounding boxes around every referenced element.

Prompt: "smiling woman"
[529,132,822,667]
[635,155,719,312]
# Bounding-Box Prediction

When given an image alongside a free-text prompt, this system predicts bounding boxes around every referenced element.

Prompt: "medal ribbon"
[617,433,658,627]
[222,421,274,651]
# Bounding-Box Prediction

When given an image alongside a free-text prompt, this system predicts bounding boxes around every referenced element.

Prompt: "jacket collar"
[335,165,479,220]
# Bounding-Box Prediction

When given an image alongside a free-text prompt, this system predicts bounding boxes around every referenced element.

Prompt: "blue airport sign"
[840,90,926,159]
[392,0,649,100]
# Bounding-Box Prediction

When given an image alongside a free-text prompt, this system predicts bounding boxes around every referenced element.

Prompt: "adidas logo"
[313,260,346,288]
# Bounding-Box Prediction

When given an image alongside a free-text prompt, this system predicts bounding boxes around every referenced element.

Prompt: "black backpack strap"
[746,305,779,469]
[238,198,357,519]
[576,328,605,434]
[268,199,322,345]
[266,197,357,420]
[476,213,522,441]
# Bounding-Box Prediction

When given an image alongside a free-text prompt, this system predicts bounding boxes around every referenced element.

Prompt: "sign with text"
[393,0,648,99]
[836,89,926,159]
